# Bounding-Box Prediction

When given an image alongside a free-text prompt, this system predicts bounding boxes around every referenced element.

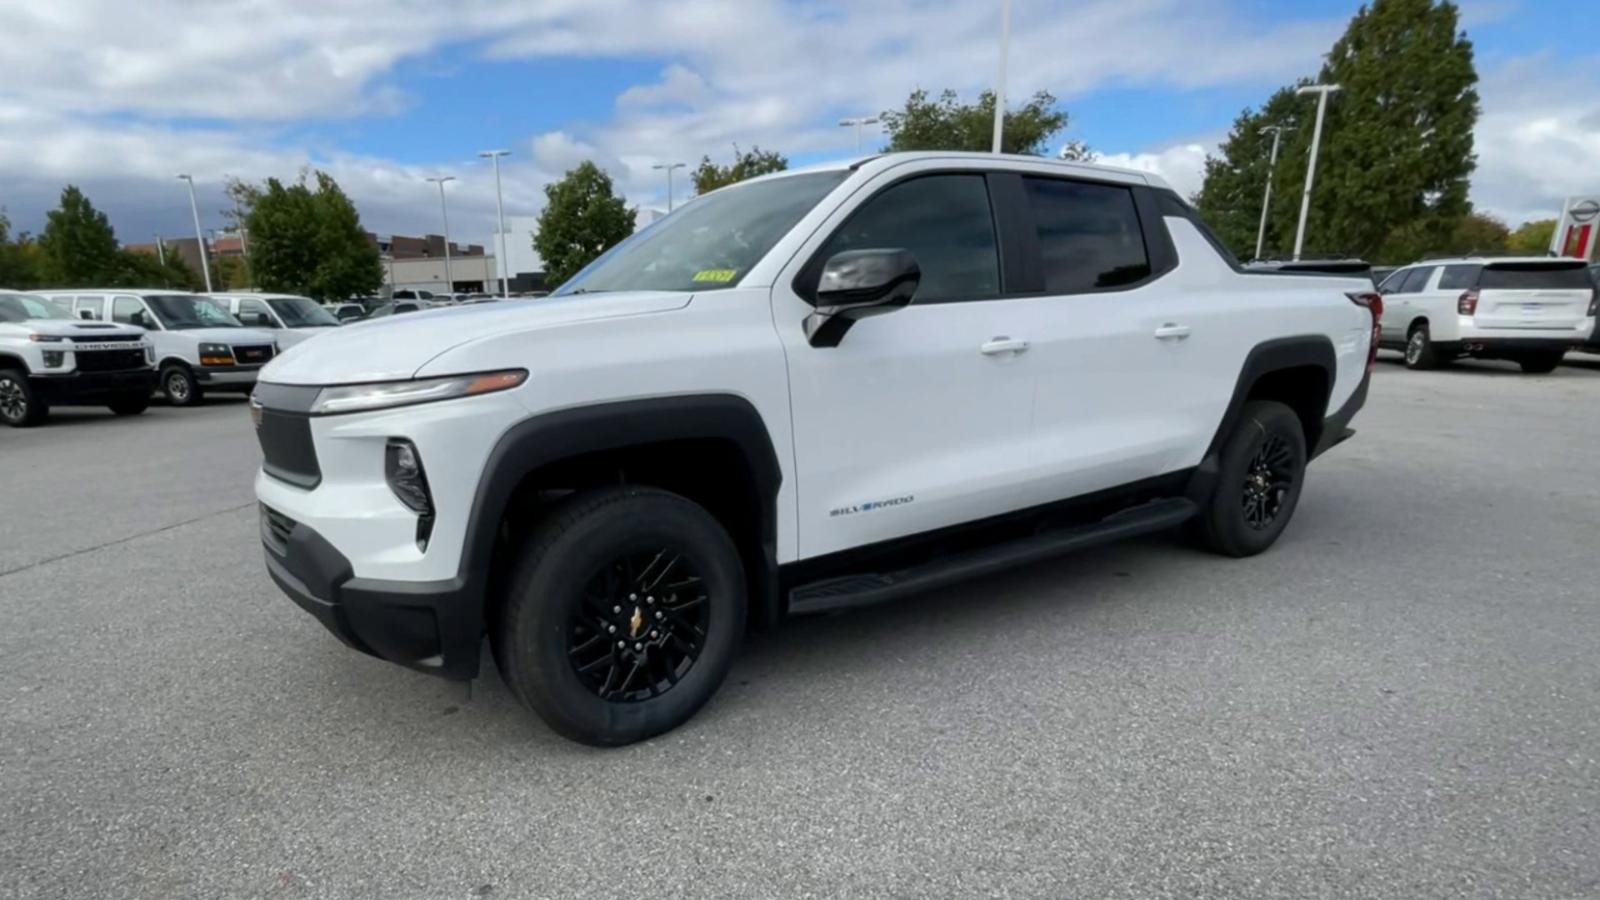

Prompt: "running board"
[787,498,1199,615]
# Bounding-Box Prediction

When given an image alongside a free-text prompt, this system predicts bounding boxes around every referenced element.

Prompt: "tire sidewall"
[504,490,746,746]
[0,370,44,427]
[1205,401,1308,557]
[163,366,198,406]
[1404,325,1433,370]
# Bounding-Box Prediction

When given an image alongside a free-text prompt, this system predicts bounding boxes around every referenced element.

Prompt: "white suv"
[1377,257,1596,371]
[41,289,278,406]
[0,291,156,426]
[252,152,1379,745]
[209,293,344,349]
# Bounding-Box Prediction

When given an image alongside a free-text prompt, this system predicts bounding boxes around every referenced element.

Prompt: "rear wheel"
[495,486,746,746]
[1518,352,1563,374]
[108,393,151,416]
[1404,323,1439,370]
[1193,400,1307,558]
[0,369,48,427]
[162,365,202,407]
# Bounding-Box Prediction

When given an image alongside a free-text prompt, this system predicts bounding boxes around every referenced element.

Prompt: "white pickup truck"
[0,291,156,427]
[251,152,1379,745]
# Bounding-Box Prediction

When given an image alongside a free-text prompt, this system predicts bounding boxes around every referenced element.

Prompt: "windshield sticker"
[692,269,739,283]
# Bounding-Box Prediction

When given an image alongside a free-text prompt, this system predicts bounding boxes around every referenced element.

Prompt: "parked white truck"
[0,291,156,426]
[251,152,1379,745]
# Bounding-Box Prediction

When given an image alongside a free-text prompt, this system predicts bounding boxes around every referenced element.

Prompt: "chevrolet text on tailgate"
[252,152,1378,745]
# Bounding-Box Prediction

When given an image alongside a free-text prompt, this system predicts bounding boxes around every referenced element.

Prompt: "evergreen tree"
[692,145,788,195]
[881,89,1076,156]
[36,185,122,285]
[534,161,636,288]
[229,171,379,301]
[0,211,42,289]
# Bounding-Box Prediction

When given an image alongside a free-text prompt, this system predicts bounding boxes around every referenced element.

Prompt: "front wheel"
[108,393,151,416]
[495,486,747,746]
[161,365,202,407]
[0,369,48,427]
[1193,400,1308,558]
[1518,352,1563,374]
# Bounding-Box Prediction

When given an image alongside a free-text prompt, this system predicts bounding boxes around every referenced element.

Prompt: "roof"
[1405,256,1586,266]
[34,288,196,296]
[750,150,1170,190]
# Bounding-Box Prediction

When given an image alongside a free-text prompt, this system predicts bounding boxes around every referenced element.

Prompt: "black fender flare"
[1187,335,1337,502]
[460,393,785,635]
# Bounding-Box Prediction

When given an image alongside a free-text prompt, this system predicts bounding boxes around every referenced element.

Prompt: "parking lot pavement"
[3,359,1599,899]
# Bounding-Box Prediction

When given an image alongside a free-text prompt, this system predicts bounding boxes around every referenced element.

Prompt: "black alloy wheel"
[1241,433,1296,531]
[567,550,710,702]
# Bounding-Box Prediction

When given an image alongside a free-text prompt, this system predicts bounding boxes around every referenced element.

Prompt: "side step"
[787,497,1199,615]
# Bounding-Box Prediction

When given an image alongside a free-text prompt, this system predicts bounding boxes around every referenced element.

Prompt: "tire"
[107,393,151,416]
[0,368,48,427]
[1193,400,1308,558]
[1403,323,1438,370]
[161,365,202,407]
[495,486,747,746]
[1518,353,1563,374]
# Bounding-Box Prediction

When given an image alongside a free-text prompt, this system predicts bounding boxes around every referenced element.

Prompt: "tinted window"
[1023,178,1151,293]
[111,297,149,327]
[1399,266,1436,293]
[814,174,999,303]
[1480,264,1592,290]
[1378,269,1409,293]
[1437,265,1482,290]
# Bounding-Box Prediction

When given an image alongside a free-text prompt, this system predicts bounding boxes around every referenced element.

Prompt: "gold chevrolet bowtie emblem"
[629,607,643,638]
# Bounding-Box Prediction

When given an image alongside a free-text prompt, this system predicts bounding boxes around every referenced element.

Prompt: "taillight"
[1347,291,1382,372]
[1588,288,1597,317]
[1458,290,1479,316]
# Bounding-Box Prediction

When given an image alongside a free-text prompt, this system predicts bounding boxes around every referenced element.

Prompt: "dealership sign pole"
[1550,196,1600,261]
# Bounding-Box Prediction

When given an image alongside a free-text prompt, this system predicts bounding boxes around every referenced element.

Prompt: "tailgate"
[1470,263,1593,331]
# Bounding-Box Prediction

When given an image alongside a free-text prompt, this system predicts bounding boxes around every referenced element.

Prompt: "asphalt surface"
[3,355,1599,899]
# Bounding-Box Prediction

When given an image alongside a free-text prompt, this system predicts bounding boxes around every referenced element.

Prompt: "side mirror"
[78,309,94,320]
[803,248,920,348]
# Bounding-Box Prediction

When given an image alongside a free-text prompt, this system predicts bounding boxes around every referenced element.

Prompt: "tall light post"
[175,174,213,292]
[425,176,456,292]
[1292,84,1340,261]
[839,116,879,153]
[990,0,1013,154]
[1255,125,1292,261]
[653,162,686,212]
[478,150,512,298]
[154,234,166,267]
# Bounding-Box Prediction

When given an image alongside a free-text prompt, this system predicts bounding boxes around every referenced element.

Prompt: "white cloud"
[1469,54,1600,226]
[1094,142,1216,200]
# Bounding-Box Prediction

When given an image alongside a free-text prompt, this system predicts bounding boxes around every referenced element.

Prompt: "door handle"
[980,337,1029,355]
[1153,323,1191,340]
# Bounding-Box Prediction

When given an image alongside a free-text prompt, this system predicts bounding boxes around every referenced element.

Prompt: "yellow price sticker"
[692,269,738,283]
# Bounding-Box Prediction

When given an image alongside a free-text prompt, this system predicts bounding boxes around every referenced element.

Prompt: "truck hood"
[260,291,691,385]
[21,320,147,340]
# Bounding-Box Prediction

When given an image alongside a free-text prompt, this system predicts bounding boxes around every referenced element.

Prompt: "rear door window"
[1020,176,1152,293]
[1437,265,1481,290]
[1479,264,1592,290]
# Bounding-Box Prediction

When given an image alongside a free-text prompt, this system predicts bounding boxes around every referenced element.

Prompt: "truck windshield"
[555,170,849,295]
[268,297,340,327]
[147,295,242,330]
[0,294,72,322]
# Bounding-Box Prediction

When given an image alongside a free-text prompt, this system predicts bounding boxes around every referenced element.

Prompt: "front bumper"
[261,505,481,680]
[196,365,262,389]
[30,368,158,404]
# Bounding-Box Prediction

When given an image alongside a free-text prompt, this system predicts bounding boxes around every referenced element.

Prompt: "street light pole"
[479,149,512,298]
[154,234,166,267]
[1292,84,1340,261]
[1255,125,1292,261]
[838,116,880,153]
[652,162,686,212]
[176,174,213,292]
[426,176,456,292]
[990,0,1012,154]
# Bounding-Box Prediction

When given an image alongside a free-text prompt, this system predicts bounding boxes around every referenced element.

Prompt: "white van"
[39,289,277,406]
[209,293,343,349]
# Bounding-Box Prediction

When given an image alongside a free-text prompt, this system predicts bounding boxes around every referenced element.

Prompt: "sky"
[1,0,1596,252]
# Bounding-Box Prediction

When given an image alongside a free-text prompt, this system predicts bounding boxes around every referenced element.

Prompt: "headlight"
[198,342,234,366]
[28,334,65,343]
[309,369,527,415]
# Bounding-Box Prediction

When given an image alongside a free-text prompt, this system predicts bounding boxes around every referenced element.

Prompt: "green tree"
[36,185,123,285]
[534,161,636,287]
[1197,0,1479,262]
[691,145,788,194]
[1507,219,1556,255]
[1440,211,1509,255]
[229,171,380,301]
[880,89,1075,156]
[0,210,42,289]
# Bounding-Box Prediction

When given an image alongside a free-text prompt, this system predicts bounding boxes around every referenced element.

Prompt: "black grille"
[68,333,141,343]
[256,408,321,489]
[235,345,276,365]
[261,504,296,554]
[75,348,148,372]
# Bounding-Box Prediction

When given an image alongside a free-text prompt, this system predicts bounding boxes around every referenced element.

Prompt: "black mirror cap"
[815,248,920,309]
